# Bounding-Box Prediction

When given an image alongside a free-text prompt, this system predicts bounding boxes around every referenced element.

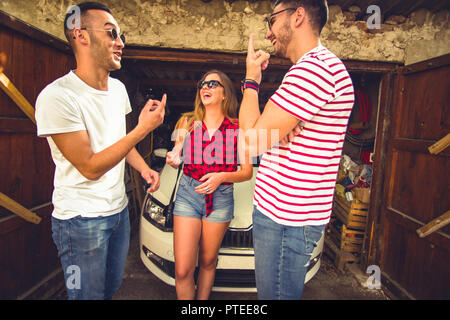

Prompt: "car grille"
[142,245,256,288]
[221,228,253,249]
[142,245,321,289]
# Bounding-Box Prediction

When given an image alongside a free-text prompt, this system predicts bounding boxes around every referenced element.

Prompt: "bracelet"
[241,79,259,94]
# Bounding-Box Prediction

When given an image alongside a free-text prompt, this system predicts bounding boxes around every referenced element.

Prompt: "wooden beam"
[386,207,450,249]
[0,192,41,224]
[123,46,292,67]
[0,117,35,133]
[428,133,450,155]
[141,78,281,90]
[0,72,36,124]
[417,210,450,238]
[390,137,450,157]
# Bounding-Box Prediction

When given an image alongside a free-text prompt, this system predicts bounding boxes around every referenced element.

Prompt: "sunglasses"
[80,27,126,44]
[264,7,297,30]
[197,80,224,89]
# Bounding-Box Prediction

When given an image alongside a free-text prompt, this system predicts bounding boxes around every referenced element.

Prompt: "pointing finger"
[247,33,255,57]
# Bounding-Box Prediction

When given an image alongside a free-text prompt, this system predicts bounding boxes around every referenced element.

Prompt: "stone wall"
[0,0,448,65]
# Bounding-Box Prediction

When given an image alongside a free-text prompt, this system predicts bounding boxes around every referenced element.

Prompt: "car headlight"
[142,195,173,231]
[149,202,166,226]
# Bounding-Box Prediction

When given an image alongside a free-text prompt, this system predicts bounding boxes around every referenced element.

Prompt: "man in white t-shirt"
[35,2,165,299]
[239,0,354,299]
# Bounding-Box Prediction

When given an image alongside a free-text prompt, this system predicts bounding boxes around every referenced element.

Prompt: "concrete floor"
[112,232,389,300]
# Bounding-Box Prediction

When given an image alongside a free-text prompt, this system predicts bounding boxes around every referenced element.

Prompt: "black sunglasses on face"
[197,80,224,89]
[80,27,126,44]
[264,7,297,30]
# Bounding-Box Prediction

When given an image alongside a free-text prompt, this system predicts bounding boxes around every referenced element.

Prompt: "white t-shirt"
[254,45,354,227]
[35,71,132,220]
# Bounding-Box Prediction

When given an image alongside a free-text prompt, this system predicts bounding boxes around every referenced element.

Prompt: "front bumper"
[139,216,323,293]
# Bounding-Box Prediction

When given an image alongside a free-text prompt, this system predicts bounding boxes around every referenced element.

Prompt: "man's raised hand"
[137,93,166,137]
[246,34,270,84]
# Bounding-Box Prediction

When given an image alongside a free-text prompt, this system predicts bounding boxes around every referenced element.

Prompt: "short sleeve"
[121,82,132,115]
[269,57,336,123]
[35,86,85,137]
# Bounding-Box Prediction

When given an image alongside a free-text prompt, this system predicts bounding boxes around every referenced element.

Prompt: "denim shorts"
[173,174,234,223]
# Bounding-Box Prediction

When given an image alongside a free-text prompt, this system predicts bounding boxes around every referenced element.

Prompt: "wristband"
[241,79,259,94]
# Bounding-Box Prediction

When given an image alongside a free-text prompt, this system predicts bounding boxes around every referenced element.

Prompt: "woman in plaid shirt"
[166,70,253,300]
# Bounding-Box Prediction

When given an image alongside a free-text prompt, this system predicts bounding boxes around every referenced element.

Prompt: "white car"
[139,151,324,292]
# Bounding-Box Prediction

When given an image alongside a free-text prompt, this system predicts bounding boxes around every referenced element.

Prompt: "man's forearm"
[239,89,268,158]
[125,147,150,174]
[87,126,149,178]
[238,89,260,131]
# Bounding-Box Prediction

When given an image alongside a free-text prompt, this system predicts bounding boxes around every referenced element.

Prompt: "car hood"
[150,164,258,229]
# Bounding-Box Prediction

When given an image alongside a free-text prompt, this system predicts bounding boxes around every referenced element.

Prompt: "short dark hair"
[64,2,111,44]
[274,0,328,34]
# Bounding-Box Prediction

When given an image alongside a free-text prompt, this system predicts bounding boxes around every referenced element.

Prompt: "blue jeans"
[252,208,325,300]
[51,206,130,300]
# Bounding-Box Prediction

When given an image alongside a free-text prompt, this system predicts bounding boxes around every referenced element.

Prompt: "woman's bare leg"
[173,215,202,300]
[196,219,230,300]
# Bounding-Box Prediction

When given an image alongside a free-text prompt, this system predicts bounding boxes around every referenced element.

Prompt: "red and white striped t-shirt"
[254,45,354,227]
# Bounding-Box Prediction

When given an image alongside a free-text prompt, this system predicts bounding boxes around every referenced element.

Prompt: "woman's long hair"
[175,70,238,132]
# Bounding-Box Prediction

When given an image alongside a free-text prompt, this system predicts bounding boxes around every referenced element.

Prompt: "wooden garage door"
[0,11,74,299]
[380,54,450,299]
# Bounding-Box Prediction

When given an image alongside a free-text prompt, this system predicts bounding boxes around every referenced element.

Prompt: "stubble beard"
[274,21,293,59]
[90,35,121,72]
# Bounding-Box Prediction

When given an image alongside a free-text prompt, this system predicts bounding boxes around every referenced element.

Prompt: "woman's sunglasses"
[80,27,126,44]
[197,80,224,89]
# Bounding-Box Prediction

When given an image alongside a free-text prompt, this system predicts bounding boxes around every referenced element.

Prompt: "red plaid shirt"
[182,117,239,216]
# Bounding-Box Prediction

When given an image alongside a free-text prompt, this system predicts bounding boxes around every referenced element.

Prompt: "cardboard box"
[354,187,370,203]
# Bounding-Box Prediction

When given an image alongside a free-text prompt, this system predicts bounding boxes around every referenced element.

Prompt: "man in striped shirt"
[239,0,354,299]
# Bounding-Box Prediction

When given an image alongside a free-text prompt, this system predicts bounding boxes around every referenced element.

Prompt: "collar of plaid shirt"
[182,117,239,216]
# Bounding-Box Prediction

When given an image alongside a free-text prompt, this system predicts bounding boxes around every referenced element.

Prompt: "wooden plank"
[401,53,450,75]
[390,137,450,157]
[141,78,281,91]
[428,133,450,155]
[333,195,369,230]
[123,46,293,69]
[324,237,359,272]
[380,217,450,299]
[361,72,395,269]
[417,210,450,238]
[0,192,41,224]
[0,117,35,133]
[0,203,51,235]
[328,221,365,254]
[123,46,399,73]
[0,72,36,124]
[386,207,450,251]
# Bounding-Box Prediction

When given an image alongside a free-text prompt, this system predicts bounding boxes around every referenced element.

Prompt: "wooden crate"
[324,237,359,272]
[332,195,369,230]
[328,221,365,254]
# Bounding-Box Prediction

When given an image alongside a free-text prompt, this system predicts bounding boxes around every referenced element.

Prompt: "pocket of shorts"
[178,175,187,187]
[218,184,233,194]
